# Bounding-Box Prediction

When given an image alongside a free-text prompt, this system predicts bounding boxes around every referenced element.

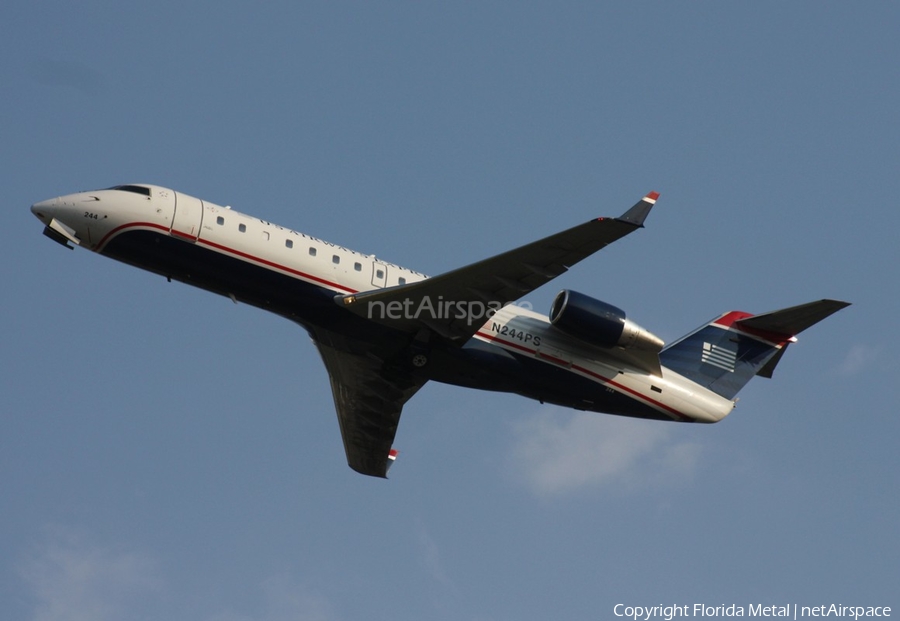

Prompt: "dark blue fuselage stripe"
[102,228,677,422]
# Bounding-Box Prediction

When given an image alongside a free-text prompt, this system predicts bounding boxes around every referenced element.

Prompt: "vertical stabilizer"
[659,300,849,399]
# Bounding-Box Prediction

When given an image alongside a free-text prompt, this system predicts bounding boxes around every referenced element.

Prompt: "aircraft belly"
[101,229,435,362]
[512,353,676,421]
[429,341,674,421]
[98,229,726,423]
[99,229,367,331]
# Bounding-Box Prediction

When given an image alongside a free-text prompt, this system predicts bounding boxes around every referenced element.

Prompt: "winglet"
[617,192,660,227]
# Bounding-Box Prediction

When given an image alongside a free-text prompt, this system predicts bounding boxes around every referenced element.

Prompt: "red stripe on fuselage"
[95,221,359,294]
[197,236,357,293]
[474,330,691,422]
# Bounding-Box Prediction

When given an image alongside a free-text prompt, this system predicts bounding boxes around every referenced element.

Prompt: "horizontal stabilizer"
[735,299,850,338]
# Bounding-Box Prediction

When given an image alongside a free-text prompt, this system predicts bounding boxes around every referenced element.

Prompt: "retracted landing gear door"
[171,192,204,242]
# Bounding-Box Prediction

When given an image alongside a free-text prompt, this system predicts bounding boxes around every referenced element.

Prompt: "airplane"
[31,185,849,478]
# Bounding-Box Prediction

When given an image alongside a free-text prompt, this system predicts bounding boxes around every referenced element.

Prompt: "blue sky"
[2,2,897,619]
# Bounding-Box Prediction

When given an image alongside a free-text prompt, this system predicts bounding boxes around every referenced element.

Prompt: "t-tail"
[659,299,850,399]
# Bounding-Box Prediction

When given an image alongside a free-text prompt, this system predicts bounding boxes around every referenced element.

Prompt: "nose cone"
[31,197,60,224]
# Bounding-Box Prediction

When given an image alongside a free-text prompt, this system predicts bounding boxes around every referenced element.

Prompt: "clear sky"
[2,2,898,620]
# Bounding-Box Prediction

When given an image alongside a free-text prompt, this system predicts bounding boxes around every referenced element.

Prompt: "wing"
[310,328,428,478]
[336,192,659,342]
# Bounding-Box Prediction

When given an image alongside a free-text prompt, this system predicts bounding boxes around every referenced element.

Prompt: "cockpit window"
[110,185,151,196]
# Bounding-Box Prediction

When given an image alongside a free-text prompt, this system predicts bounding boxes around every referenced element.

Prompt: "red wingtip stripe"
[388,449,398,460]
[646,191,660,202]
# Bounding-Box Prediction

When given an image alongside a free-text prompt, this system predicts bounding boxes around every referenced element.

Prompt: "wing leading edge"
[336,192,660,343]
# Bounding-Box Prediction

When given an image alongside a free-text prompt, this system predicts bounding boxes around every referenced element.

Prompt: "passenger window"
[332,255,340,265]
[285,239,293,249]
[216,216,224,225]
[354,262,362,272]
[376,269,384,279]
[238,223,246,233]
[398,277,406,285]
[309,247,317,257]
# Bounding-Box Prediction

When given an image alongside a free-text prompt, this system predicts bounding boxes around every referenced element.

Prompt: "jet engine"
[548,290,664,352]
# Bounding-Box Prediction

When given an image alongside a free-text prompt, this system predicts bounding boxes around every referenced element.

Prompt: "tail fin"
[659,300,850,399]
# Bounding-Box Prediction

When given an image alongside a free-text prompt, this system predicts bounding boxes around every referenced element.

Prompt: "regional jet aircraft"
[31,185,849,477]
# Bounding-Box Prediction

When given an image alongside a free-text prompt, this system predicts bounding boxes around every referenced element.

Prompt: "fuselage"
[31,184,735,424]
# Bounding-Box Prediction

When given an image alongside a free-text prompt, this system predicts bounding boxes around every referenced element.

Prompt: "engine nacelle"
[548,290,664,352]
